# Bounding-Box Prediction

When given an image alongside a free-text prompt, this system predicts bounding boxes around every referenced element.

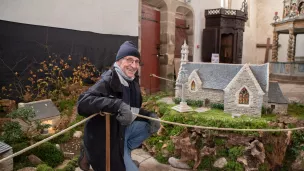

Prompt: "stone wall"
[224,70,264,117]
[268,103,288,115]
[175,85,224,104]
[0,149,13,171]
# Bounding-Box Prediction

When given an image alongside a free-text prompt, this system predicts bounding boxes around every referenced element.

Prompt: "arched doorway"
[173,6,194,78]
[175,6,194,61]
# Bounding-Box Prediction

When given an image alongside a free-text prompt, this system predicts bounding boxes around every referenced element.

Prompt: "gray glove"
[149,113,161,134]
[116,102,133,125]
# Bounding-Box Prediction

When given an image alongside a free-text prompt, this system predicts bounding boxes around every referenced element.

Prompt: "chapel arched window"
[191,81,196,91]
[239,87,249,104]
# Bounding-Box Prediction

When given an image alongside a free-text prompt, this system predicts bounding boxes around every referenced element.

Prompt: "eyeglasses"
[124,58,140,65]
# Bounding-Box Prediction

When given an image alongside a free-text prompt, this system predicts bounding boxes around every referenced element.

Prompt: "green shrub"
[172,98,203,107]
[186,99,203,107]
[211,103,224,110]
[173,97,181,104]
[37,164,54,171]
[0,121,25,144]
[30,142,64,168]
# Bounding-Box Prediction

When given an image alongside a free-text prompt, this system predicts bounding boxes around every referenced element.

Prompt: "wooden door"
[220,34,234,63]
[175,18,188,59]
[141,5,160,93]
[202,28,218,62]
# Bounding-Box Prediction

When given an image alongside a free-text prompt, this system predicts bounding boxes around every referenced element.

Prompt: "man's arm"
[77,90,122,117]
[77,80,133,125]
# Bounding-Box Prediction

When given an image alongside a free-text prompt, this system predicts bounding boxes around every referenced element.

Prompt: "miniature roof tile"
[19,99,60,121]
[268,82,289,104]
[0,141,12,154]
[182,63,268,92]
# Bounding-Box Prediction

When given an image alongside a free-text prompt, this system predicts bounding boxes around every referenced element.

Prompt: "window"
[271,105,275,109]
[239,87,249,104]
[191,81,196,91]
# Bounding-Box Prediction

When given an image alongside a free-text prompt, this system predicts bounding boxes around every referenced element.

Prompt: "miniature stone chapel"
[174,42,289,117]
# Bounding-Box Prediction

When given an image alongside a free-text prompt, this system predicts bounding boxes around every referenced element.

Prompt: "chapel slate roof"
[0,141,12,154]
[182,63,269,92]
[268,82,289,104]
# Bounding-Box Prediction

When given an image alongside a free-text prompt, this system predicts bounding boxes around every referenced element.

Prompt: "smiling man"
[77,41,160,171]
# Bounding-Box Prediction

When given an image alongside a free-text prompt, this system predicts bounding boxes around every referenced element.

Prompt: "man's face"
[117,56,140,78]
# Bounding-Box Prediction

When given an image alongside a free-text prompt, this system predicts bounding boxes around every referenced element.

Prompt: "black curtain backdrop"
[0,20,138,100]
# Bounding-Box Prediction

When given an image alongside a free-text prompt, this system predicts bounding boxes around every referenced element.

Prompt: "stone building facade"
[175,62,289,117]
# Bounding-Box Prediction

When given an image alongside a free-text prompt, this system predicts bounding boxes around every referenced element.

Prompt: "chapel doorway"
[220,33,234,63]
[140,4,160,93]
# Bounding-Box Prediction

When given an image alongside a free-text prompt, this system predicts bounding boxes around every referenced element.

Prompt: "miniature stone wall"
[224,70,264,117]
[184,86,224,104]
[0,149,13,171]
[268,103,288,115]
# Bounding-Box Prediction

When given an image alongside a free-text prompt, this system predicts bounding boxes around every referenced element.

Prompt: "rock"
[27,154,42,166]
[17,167,37,171]
[292,151,304,171]
[289,97,301,103]
[277,116,298,124]
[73,131,83,138]
[238,140,265,171]
[213,157,227,168]
[55,144,61,150]
[168,157,191,169]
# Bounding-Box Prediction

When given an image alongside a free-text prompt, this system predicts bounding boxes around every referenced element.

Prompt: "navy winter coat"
[77,68,150,171]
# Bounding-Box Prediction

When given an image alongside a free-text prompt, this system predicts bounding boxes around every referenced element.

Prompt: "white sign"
[211,53,219,63]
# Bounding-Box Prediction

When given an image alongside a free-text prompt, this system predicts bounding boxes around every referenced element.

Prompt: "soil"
[59,137,82,159]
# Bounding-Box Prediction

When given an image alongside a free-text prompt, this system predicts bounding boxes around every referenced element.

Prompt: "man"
[77,41,160,171]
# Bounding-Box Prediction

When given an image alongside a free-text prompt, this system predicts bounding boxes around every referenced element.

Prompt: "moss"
[198,156,216,170]
[224,161,244,171]
[37,164,54,171]
[154,153,168,164]
[228,146,245,160]
[288,103,304,119]
[216,147,229,158]
[264,143,274,153]
[166,140,175,154]
[259,163,270,171]
[214,138,226,146]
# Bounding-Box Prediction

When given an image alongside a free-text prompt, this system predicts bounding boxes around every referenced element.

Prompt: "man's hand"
[149,113,161,134]
[116,102,133,125]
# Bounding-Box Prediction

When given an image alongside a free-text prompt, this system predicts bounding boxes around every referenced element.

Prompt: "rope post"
[105,114,110,171]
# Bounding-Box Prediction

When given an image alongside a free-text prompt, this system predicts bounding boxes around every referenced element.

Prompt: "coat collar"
[108,68,139,93]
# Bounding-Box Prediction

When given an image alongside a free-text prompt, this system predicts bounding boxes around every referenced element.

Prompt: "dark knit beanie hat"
[116,41,140,61]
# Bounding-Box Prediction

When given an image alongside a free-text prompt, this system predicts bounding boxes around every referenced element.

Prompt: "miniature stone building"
[18,99,61,134]
[175,62,289,117]
[0,141,13,171]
